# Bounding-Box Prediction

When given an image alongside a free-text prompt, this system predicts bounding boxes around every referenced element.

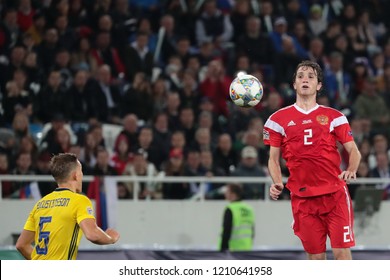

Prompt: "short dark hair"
[228,183,243,199]
[50,153,79,183]
[292,60,323,84]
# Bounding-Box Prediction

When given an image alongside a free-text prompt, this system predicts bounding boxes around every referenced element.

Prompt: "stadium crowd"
[1,0,390,200]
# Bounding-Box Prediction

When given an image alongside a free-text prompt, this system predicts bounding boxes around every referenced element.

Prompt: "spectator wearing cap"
[162,148,189,199]
[269,16,308,60]
[230,146,266,199]
[122,148,162,199]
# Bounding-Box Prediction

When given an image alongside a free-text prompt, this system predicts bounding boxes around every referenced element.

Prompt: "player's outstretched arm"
[339,141,361,182]
[15,229,35,260]
[268,146,284,200]
[79,218,120,245]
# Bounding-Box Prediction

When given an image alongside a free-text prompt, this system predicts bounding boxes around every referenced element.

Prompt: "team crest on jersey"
[263,129,270,140]
[316,115,329,125]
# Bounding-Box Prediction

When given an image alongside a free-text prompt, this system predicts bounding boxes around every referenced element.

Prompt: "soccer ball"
[229,73,263,107]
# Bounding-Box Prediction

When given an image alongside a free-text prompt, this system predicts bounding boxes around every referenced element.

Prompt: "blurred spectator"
[0,152,12,197]
[18,134,39,166]
[199,59,231,116]
[259,0,276,34]
[162,147,188,199]
[338,3,357,27]
[307,37,327,70]
[165,92,182,131]
[53,48,73,89]
[183,149,202,196]
[35,28,60,75]
[274,35,303,87]
[17,0,36,33]
[178,70,200,111]
[350,58,370,101]
[122,31,154,82]
[24,12,46,46]
[320,20,342,55]
[323,51,352,108]
[163,55,183,91]
[284,0,306,33]
[54,14,77,51]
[195,0,233,50]
[199,149,225,195]
[110,134,133,175]
[23,51,45,89]
[353,77,390,137]
[0,8,21,54]
[2,79,33,125]
[230,0,254,43]
[89,64,122,124]
[213,133,239,176]
[241,129,268,167]
[115,113,139,152]
[46,127,72,155]
[190,127,214,152]
[0,45,27,93]
[79,131,98,170]
[345,23,369,59]
[228,106,259,139]
[110,0,137,49]
[67,69,96,123]
[292,19,311,51]
[121,72,154,122]
[367,134,390,169]
[236,15,274,66]
[370,151,390,198]
[70,37,98,73]
[231,146,266,199]
[307,4,327,37]
[170,130,187,155]
[197,110,219,148]
[91,146,118,176]
[122,148,162,199]
[117,182,132,199]
[128,17,156,53]
[8,151,36,199]
[259,90,283,122]
[134,126,164,170]
[35,150,56,197]
[177,107,196,145]
[34,70,70,123]
[151,77,169,113]
[151,112,171,161]
[269,16,308,60]
[90,31,125,79]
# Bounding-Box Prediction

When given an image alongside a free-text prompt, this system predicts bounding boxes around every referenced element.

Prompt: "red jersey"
[263,104,354,197]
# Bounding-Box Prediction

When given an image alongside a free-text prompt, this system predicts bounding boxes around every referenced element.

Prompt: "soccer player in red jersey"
[263,61,361,260]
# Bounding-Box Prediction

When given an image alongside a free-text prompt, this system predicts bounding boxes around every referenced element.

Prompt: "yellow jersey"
[23,188,95,260]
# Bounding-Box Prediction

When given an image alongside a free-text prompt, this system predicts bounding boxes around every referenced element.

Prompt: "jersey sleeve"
[331,115,354,144]
[76,195,96,224]
[23,204,38,232]
[263,119,284,147]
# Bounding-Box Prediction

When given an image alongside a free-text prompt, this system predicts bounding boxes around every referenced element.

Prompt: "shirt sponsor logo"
[263,129,270,140]
[316,115,329,125]
[302,119,312,124]
[287,120,296,126]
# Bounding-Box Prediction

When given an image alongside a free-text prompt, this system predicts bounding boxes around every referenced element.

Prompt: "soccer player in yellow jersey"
[16,153,120,260]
